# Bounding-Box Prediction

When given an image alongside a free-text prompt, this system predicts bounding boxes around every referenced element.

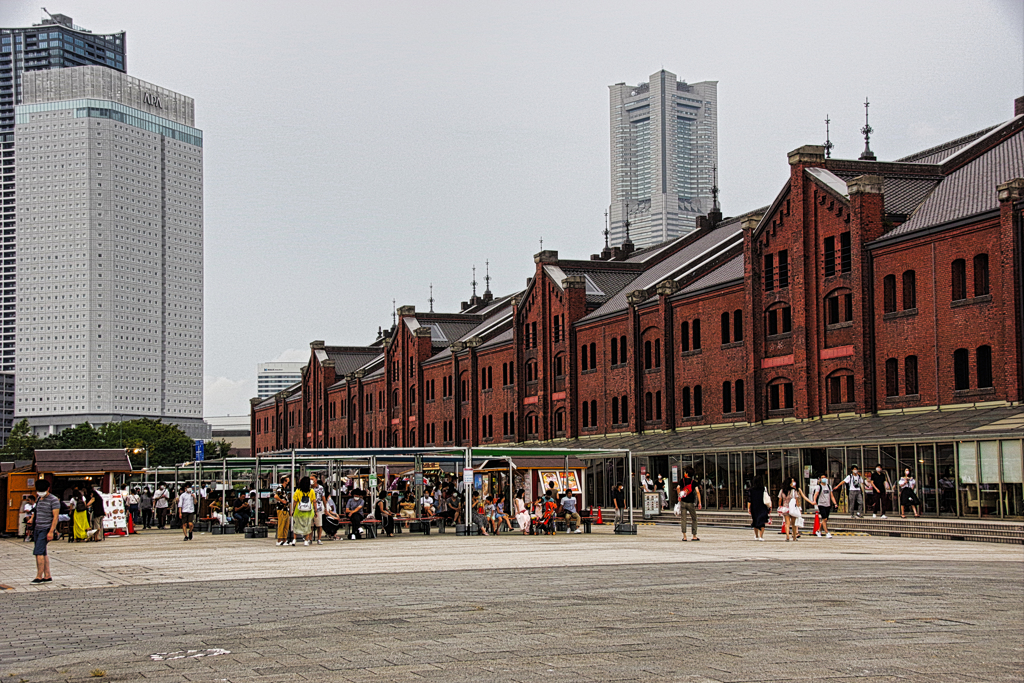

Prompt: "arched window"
[692,319,702,350]
[693,385,703,416]
[554,409,565,434]
[644,340,652,370]
[682,387,691,417]
[733,310,744,342]
[581,401,590,428]
[409,428,416,444]
[826,369,855,405]
[526,360,538,382]
[883,274,897,313]
[885,358,899,397]
[552,353,564,377]
[953,348,970,390]
[680,321,690,352]
[722,380,733,414]
[977,345,993,388]
[610,337,619,365]
[902,270,916,310]
[409,386,416,404]
[735,379,745,413]
[619,336,627,363]
[580,343,589,371]
[654,339,661,368]
[974,253,989,297]
[590,400,598,426]
[766,303,793,335]
[767,378,794,411]
[655,391,662,421]
[905,356,918,395]
[721,312,731,344]
[644,391,653,421]
[951,259,967,301]
[611,396,620,424]
[621,395,628,423]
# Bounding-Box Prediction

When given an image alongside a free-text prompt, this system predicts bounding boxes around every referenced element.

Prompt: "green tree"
[1,419,41,461]
[206,439,233,459]
[42,422,106,450]
[97,418,195,468]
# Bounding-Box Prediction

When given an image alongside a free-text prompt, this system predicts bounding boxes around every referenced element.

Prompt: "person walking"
[177,484,197,541]
[310,474,325,545]
[87,487,106,542]
[835,466,865,518]
[274,482,291,545]
[746,476,770,540]
[291,477,316,545]
[612,484,625,526]
[153,482,170,529]
[869,464,892,518]
[140,486,154,529]
[655,474,667,510]
[811,474,834,538]
[780,478,813,541]
[898,468,921,518]
[676,467,701,541]
[126,487,141,526]
[30,478,60,584]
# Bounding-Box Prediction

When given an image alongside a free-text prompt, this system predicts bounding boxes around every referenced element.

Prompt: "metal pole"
[221,458,227,524]
[465,448,472,531]
[564,454,569,495]
[627,450,634,526]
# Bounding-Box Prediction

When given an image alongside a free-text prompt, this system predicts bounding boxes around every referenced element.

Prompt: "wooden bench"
[554,516,593,533]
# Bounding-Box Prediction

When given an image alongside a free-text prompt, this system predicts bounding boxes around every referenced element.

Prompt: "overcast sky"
[2,0,1022,418]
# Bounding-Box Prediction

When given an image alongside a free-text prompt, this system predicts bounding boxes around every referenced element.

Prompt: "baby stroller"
[322,513,342,540]
[537,500,557,535]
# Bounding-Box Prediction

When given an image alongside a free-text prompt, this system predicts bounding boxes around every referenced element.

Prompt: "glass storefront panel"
[918,444,936,515]
[957,442,980,517]
[881,446,898,509]
[937,443,956,515]
[783,449,800,488]
[1001,440,1023,517]
[731,452,745,510]
[768,450,783,497]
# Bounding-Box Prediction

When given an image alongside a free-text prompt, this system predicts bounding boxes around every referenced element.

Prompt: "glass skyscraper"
[608,70,718,250]
[0,12,125,443]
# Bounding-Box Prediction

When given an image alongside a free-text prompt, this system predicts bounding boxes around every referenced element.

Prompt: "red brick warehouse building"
[253,99,1024,520]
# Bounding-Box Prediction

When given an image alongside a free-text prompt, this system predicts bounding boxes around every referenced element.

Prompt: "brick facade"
[252,110,1024,455]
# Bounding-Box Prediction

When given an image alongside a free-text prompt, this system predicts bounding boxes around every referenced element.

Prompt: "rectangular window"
[824,236,836,277]
[767,309,778,336]
[827,296,840,325]
[840,232,852,273]
[778,250,789,288]
[764,253,775,292]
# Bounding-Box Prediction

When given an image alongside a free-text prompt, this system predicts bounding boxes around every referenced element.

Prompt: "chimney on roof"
[1016,96,1024,117]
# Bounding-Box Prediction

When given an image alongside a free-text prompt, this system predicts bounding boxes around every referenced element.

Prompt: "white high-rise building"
[257,362,304,399]
[14,65,206,438]
[608,70,718,249]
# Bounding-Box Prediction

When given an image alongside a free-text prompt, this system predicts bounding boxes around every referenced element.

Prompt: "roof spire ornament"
[604,210,610,248]
[711,166,720,212]
[484,260,492,299]
[391,299,396,327]
[428,283,434,313]
[823,115,834,159]
[859,98,876,161]
[471,265,478,298]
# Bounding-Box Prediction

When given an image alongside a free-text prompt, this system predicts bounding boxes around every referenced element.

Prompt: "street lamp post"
[131,447,149,486]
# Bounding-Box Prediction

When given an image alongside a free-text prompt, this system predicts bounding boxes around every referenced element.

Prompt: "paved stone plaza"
[0,525,1021,682]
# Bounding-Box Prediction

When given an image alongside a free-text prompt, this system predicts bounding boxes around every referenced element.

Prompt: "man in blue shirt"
[560,489,582,533]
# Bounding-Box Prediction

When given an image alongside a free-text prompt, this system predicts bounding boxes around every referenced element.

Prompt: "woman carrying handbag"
[780,478,813,542]
[898,468,921,518]
[746,476,770,540]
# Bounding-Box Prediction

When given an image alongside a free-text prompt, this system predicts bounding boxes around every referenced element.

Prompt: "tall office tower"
[257,362,305,399]
[14,65,206,438]
[608,70,718,250]
[0,13,126,442]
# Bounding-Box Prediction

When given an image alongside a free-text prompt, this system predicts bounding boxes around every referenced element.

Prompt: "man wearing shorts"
[31,478,60,583]
[811,474,834,538]
[177,484,197,541]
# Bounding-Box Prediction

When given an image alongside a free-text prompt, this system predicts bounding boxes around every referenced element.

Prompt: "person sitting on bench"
[345,489,366,540]
[560,489,582,534]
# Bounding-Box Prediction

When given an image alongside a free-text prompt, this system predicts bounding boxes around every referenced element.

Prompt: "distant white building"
[257,362,304,399]
[14,66,205,438]
[609,70,718,249]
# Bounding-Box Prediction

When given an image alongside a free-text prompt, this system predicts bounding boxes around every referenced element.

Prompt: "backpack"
[75,498,87,513]
[297,493,312,512]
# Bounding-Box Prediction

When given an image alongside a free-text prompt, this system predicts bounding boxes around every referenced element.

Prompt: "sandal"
[691,537,700,541]
[681,537,688,541]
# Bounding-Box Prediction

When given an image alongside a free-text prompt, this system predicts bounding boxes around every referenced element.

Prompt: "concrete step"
[640,510,1024,544]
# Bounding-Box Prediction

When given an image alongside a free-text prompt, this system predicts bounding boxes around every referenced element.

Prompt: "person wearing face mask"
[811,475,834,538]
[177,484,197,541]
[869,465,891,518]
[835,466,865,518]
[780,478,813,542]
[898,468,921,518]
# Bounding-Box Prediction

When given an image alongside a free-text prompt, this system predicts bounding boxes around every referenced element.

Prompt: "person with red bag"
[676,467,701,541]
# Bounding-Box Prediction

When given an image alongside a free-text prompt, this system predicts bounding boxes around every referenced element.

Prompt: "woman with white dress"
[898,468,921,518]
[514,489,531,535]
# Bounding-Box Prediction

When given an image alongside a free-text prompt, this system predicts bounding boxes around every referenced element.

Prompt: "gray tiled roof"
[580,220,744,322]
[896,125,997,165]
[325,348,382,376]
[561,268,641,304]
[509,405,1024,455]
[830,172,942,217]
[884,128,1024,238]
[680,254,744,294]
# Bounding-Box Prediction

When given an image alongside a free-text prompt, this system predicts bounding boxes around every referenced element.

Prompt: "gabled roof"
[679,253,744,294]
[35,449,133,474]
[883,126,1024,239]
[896,125,998,165]
[323,347,382,375]
[579,216,748,323]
